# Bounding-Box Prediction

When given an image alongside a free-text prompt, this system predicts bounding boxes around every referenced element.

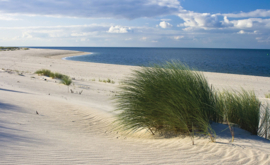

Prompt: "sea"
[31,47,270,77]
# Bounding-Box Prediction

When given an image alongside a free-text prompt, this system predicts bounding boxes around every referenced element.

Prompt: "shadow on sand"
[0,87,30,94]
[0,101,45,147]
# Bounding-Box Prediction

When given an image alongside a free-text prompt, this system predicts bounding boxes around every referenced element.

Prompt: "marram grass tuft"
[113,61,270,141]
[215,89,261,135]
[35,69,72,86]
[114,61,218,140]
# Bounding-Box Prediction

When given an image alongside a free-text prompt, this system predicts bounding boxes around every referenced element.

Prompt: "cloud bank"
[0,0,269,48]
[223,9,270,18]
[177,10,270,32]
[0,0,181,19]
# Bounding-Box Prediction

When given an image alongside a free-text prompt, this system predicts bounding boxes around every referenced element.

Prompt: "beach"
[1,48,270,164]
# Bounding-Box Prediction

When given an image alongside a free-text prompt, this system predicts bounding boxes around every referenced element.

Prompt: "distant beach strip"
[32,47,270,77]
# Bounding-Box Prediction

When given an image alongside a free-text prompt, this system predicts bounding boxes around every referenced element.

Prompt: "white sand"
[0,48,270,164]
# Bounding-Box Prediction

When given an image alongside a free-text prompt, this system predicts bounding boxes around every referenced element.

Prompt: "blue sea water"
[31,47,270,77]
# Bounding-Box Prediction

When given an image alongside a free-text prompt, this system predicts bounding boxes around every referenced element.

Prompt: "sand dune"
[0,48,270,164]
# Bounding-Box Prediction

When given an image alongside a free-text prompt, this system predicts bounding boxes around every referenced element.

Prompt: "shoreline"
[35,48,92,59]
[62,53,93,60]
[3,48,270,97]
[39,48,270,78]
[1,48,270,164]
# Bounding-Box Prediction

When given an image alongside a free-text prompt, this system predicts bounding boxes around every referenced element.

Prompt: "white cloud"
[254,30,259,34]
[0,24,111,41]
[80,38,89,42]
[141,37,148,40]
[177,11,223,30]
[107,26,132,33]
[256,36,270,43]
[0,14,21,20]
[237,30,261,35]
[177,10,270,33]
[1,24,180,45]
[147,0,180,8]
[232,19,253,28]
[22,32,33,38]
[173,36,184,40]
[0,24,109,30]
[159,21,173,28]
[237,30,245,34]
[229,18,270,31]
[223,9,270,18]
[71,32,98,37]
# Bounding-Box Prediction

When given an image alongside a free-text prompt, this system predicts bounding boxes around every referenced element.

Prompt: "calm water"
[31,47,270,77]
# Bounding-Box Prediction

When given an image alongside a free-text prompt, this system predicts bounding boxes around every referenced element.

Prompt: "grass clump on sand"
[215,89,268,142]
[114,61,270,141]
[259,104,270,139]
[216,90,261,135]
[61,75,72,86]
[0,47,20,51]
[114,61,218,141]
[216,90,270,140]
[54,72,65,80]
[35,69,72,86]
[0,47,28,51]
[35,69,55,78]
[98,78,115,84]
[265,93,270,99]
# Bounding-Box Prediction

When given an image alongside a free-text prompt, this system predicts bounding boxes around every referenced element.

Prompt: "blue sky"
[0,0,270,48]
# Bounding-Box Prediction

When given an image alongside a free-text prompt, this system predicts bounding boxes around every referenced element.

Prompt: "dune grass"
[98,78,115,84]
[35,69,72,86]
[216,89,261,135]
[61,75,72,86]
[35,69,55,78]
[0,47,20,51]
[0,47,28,51]
[114,62,218,140]
[258,104,270,139]
[54,72,66,80]
[114,61,270,141]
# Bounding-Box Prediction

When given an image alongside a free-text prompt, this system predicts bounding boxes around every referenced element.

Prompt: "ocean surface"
[31,47,270,77]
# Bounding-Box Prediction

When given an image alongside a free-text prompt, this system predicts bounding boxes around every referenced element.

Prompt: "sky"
[0,0,270,49]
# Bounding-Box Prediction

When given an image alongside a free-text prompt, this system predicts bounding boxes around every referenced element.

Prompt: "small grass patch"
[98,78,115,84]
[35,69,72,86]
[265,93,270,98]
[54,72,65,79]
[35,69,55,77]
[0,47,28,51]
[216,89,261,135]
[61,75,72,86]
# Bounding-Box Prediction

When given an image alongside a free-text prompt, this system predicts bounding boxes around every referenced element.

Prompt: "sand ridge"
[0,48,270,164]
